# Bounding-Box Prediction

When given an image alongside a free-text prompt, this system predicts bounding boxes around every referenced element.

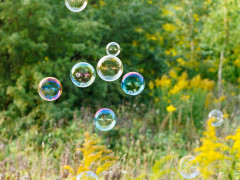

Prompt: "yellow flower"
[169,69,178,79]
[163,24,176,32]
[146,33,157,41]
[234,59,240,68]
[134,28,143,33]
[147,0,152,4]
[149,81,154,90]
[99,0,105,5]
[166,105,176,112]
[193,14,199,22]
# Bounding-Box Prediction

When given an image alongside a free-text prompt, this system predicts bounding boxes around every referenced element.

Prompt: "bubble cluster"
[38,77,62,101]
[94,108,117,131]
[179,155,200,179]
[208,110,224,127]
[65,0,88,12]
[70,62,96,87]
[77,171,98,180]
[97,55,123,82]
[106,42,121,56]
[121,72,145,96]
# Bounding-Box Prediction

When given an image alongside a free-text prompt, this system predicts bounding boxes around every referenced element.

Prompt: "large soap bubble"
[179,155,200,179]
[70,62,96,88]
[65,0,88,12]
[208,110,224,127]
[121,72,145,96]
[38,77,62,101]
[77,171,98,180]
[106,42,120,56]
[94,108,117,131]
[97,55,123,82]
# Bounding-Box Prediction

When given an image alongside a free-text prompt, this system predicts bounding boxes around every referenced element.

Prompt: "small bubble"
[65,0,88,12]
[208,110,224,127]
[121,72,145,96]
[70,62,96,88]
[94,108,117,131]
[179,155,200,179]
[38,77,62,101]
[106,42,121,56]
[77,171,98,180]
[97,55,123,82]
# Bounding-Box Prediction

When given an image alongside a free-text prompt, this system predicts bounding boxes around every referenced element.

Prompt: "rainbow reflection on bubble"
[121,72,145,96]
[77,171,98,180]
[94,108,116,131]
[179,155,200,179]
[38,77,62,101]
[70,62,96,87]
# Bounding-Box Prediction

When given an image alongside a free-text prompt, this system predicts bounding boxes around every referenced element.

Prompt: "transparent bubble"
[38,77,62,101]
[106,42,120,56]
[94,108,117,131]
[97,55,123,82]
[77,171,98,180]
[65,0,88,12]
[179,155,200,179]
[70,62,96,87]
[208,110,224,127]
[121,72,145,96]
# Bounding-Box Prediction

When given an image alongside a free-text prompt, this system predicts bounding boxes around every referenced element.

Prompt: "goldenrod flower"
[166,105,176,112]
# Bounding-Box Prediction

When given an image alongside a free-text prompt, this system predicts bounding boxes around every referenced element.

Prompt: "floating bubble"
[179,155,200,179]
[94,108,117,131]
[97,55,123,82]
[208,110,224,127]
[65,0,88,12]
[106,42,121,56]
[38,77,62,101]
[70,62,96,87]
[121,72,145,96]
[77,171,98,180]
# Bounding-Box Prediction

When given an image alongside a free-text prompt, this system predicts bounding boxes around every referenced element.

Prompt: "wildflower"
[167,105,176,112]
[163,24,176,32]
[149,81,154,90]
[169,69,178,79]
[193,14,199,22]
[181,95,190,101]
[99,0,105,5]
[234,59,240,68]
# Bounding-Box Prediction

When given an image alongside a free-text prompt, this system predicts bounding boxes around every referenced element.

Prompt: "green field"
[0,0,240,179]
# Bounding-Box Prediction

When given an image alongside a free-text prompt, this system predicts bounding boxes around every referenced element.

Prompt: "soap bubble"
[77,171,98,180]
[106,42,120,56]
[70,62,96,87]
[97,55,123,82]
[121,72,145,96]
[208,110,224,127]
[94,108,117,131]
[179,155,200,179]
[65,0,88,12]
[38,77,62,101]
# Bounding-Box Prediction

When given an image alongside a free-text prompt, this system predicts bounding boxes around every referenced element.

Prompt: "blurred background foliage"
[0,0,240,179]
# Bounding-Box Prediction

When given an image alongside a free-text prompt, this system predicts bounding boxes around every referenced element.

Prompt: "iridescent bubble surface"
[121,72,145,96]
[65,0,88,12]
[106,42,120,56]
[94,108,117,131]
[208,110,224,127]
[70,62,96,87]
[179,155,200,179]
[97,55,123,82]
[38,77,62,101]
[77,171,98,180]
